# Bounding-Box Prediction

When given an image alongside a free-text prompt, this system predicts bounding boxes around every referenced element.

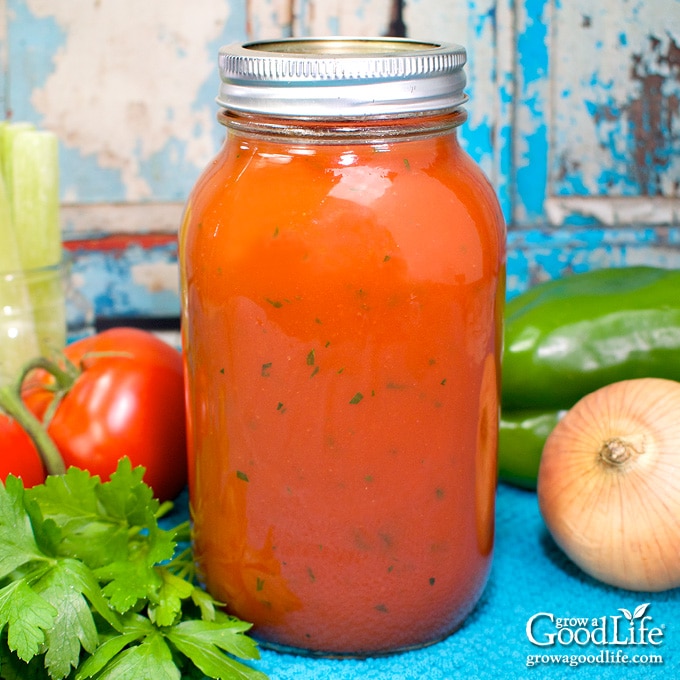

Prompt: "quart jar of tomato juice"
[179,37,506,656]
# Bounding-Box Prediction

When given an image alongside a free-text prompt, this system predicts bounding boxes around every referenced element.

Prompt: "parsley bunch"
[0,458,268,680]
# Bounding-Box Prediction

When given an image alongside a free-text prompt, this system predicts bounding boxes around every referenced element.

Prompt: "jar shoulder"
[181,133,505,278]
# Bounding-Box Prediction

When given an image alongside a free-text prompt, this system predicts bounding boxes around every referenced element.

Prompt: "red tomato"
[0,413,46,487]
[42,328,187,501]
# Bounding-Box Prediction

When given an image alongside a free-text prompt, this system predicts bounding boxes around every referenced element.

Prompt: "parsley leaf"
[0,459,267,680]
[0,475,45,577]
[80,630,181,680]
[0,579,57,661]
[148,568,195,627]
[34,560,100,678]
[167,618,267,680]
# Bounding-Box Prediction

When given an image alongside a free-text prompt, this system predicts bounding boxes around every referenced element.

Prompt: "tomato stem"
[20,355,78,391]
[0,385,66,476]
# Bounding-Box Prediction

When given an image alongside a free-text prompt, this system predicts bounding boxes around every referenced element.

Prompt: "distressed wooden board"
[2,0,679,297]
[2,0,241,205]
[505,225,680,297]
[513,0,680,226]
[551,0,680,200]
[65,235,180,320]
[1,0,509,227]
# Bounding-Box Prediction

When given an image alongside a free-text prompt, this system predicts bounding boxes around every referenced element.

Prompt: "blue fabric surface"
[169,483,679,679]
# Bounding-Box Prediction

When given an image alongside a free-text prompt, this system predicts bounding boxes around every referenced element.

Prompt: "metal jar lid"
[217,37,467,118]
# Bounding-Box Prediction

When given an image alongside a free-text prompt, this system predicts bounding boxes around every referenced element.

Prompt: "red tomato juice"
[180,121,505,654]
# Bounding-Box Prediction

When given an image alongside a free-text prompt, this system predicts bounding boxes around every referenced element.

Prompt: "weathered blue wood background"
[1,0,679,320]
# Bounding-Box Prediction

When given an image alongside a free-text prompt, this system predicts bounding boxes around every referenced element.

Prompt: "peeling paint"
[246,0,295,39]
[22,0,231,201]
[460,0,499,183]
[545,195,680,226]
[628,35,680,195]
[514,0,551,226]
[61,202,184,235]
[504,225,680,297]
[3,0,678,234]
[551,0,680,211]
[491,0,516,223]
[404,0,505,196]
[131,260,179,296]
[295,0,393,37]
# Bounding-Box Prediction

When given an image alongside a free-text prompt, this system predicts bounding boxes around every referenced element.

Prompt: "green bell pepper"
[498,409,564,490]
[503,266,680,409]
[499,266,680,488]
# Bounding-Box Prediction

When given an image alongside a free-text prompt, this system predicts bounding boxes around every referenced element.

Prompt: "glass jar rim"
[217,37,468,118]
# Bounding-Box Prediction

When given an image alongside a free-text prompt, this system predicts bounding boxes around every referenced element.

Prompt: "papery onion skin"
[537,378,680,592]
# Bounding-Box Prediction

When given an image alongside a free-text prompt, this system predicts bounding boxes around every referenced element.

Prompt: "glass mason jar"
[0,257,96,386]
[0,261,67,386]
[180,37,506,656]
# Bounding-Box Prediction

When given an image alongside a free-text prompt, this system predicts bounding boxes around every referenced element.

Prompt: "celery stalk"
[0,161,22,273]
[0,121,34,233]
[11,129,65,359]
[0,124,63,385]
[0,158,41,384]
[11,129,62,269]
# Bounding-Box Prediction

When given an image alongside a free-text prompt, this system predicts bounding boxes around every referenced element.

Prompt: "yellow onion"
[538,378,680,592]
